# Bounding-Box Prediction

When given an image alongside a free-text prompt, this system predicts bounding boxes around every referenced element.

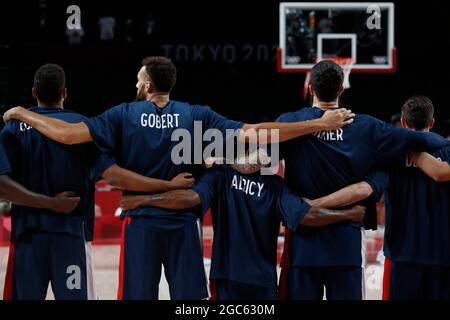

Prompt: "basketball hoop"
[302,57,354,101]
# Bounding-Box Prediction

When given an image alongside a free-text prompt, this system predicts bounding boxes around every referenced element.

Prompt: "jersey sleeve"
[0,123,18,176]
[88,150,116,183]
[360,168,390,230]
[363,169,390,202]
[193,106,243,135]
[372,119,448,165]
[191,168,222,216]
[275,181,312,231]
[0,143,11,175]
[82,103,125,154]
[275,112,293,123]
[440,147,450,165]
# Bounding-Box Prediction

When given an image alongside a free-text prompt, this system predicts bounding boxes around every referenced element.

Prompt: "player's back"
[199,166,308,288]
[279,107,404,198]
[85,100,242,220]
[107,100,201,179]
[277,106,446,267]
[1,107,108,240]
[384,145,450,266]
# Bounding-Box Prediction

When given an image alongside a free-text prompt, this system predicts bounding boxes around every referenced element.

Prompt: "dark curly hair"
[141,56,177,92]
[33,64,66,105]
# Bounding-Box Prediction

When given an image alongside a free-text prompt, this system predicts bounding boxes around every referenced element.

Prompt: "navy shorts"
[3,231,95,300]
[117,216,208,300]
[388,261,450,300]
[285,266,363,300]
[210,279,278,300]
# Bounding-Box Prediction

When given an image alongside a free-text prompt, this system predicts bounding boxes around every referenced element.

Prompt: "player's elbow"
[433,173,450,183]
[101,165,123,188]
[176,192,201,210]
[184,194,201,209]
[357,182,374,200]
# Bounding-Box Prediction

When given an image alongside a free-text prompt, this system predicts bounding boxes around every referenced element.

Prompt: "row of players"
[0,58,449,300]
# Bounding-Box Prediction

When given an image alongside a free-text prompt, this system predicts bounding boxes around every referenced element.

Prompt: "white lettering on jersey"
[140,113,180,129]
[19,122,32,132]
[313,128,344,141]
[406,156,418,168]
[231,174,264,197]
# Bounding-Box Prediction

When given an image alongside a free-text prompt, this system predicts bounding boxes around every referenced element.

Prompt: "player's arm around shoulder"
[275,178,366,229]
[304,168,388,209]
[300,205,366,227]
[119,189,201,211]
[3,106,91,145]
[304,182,375,209]
[410,150,450,182]
[119,168,222,212]
[239,108,354,143]
[0,175,80,214]
[101,165,195,193]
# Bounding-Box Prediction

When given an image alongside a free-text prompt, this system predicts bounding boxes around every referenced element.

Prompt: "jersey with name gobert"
[83,100,243,224]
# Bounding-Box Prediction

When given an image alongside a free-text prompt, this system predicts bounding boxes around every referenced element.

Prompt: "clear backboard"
[278,2,396,73]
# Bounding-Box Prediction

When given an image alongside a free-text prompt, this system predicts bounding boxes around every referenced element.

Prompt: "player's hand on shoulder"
[3,106,26,124]
[50,191,81,214]
[347,205,366,222]
[321,108,355,130]
[170,172,195,189]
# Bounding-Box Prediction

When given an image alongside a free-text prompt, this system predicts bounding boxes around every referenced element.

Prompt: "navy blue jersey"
[277,107,448,267]
[0,143,11,176]
[192,166,311,288]
[367,146,450,266]
[83,100,243,222]
[0,107,115,241]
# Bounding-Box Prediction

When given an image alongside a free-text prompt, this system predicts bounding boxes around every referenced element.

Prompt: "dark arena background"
[0,0,450,309]
[0,0,449,132]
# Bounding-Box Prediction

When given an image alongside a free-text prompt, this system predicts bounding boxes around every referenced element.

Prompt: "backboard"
[278,2,396,73]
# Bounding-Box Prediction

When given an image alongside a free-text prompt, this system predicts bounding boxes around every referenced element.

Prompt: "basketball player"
[0,63,195,300]
[276,61,449,300]
[119,149,367,300]
[2,57,354,300]
[307,96,450,299]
